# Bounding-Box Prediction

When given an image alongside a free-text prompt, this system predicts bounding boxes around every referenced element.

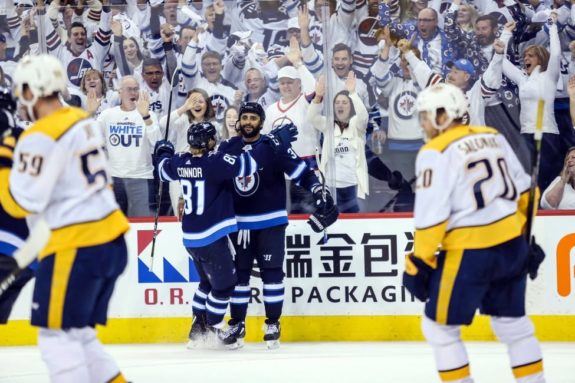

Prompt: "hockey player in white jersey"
[403,83,546,383]
[0,54,130,382]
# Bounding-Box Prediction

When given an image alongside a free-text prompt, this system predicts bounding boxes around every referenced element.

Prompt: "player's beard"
[239,123,261,139]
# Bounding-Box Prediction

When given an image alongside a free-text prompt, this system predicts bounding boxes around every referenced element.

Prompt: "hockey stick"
[0,219,50,297]
[379,176,416,213]
[314,147,328,244]
[525,100,544,243]
[149,67,180,272]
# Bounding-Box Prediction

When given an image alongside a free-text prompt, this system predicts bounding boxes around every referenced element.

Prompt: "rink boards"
[2,212,575,345]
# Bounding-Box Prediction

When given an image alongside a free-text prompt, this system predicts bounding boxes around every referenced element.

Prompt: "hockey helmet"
[239,102,265,123]
[187,121,217,149]
[416,83,468,131]
[12,54,69,121]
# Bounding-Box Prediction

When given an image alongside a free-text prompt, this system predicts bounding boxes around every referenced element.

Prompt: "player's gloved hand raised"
[154,139,175,158]
[269,123,298,146]
[0,127,24,169]
[307,186,339,233]
[402,253,434,302]
[527,237,545,280]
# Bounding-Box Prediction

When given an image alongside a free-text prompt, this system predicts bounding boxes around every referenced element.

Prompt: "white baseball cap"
[277,66,300,80]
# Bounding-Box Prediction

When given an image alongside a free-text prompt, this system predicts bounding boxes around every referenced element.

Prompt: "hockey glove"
[307,187,339,233]
[402,253,434,302]
[152,140,175,166]
[388,170,405,191]
[527,237,545,280]
[269,123,298,146]
[311,185,335,211]
[0,128,23,169]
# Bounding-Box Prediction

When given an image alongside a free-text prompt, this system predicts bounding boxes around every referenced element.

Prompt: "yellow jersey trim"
[438,364,471,382]
[423,125,498,153]
[0,168,31,218]
[436,249,464,325]
[415,219,448,265]
[20,107,90,142]
[442,212,525,250]
[48,249,77,329]
[40,210,130,258]
[512,359,544,379]
[107,372,128,383]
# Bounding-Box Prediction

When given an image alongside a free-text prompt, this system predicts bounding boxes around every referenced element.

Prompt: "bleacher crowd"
[1,0,574,215]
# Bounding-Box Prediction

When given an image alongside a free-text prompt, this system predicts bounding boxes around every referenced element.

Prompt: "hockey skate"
[225,319,246,349]
[186,315,208,349]
[263,320,281,349]
[206,325,242,350]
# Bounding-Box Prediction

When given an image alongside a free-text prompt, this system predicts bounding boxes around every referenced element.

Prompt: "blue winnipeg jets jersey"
[0,207,28,256]
[158,150,256,248]
[218,135,320,230]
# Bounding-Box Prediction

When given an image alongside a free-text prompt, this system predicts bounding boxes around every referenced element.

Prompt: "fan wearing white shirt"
[97,76,163,217]
[502,16,566,191]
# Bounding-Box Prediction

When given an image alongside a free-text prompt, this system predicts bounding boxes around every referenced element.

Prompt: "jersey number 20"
[180,179,206,216]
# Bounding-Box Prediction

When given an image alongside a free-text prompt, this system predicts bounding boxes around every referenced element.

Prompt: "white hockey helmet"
[12,54,69,120]
[416,83,468,131]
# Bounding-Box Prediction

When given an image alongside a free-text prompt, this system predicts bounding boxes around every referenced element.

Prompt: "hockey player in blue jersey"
[154,121,257,349]
[218,102,339,349]
[0,87,33,324]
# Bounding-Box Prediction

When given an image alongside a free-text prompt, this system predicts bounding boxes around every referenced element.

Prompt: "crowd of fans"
[1,0,575,216]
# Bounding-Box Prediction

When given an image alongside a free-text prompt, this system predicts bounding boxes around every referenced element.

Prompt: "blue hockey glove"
[0,128,23,169]
[307,187,339,233]
[269,123,298,146]
[152,139,175,166]
[527,237,545,280]
[402,253,434,302]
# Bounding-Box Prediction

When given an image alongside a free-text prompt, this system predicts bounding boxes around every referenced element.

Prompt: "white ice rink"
[0,342,572,383]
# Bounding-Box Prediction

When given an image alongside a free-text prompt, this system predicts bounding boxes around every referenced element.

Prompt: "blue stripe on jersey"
[288,161,306,180]
[0,243,17,256]
[236,210,288,230]
[0,228,25,256]
[182,218,238,248]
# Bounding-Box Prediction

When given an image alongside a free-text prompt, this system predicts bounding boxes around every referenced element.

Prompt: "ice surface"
[0,342,572,382]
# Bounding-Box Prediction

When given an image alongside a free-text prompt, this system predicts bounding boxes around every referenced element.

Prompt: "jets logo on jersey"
[272,116,294,129]
[210,94,229,121]
[357,17,380,47]
[108,123,143,147]
[394,91,417,120]
[234,172,260,197]
[68,58,94,87]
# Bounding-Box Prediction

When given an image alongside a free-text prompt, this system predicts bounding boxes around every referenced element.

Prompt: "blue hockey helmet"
[187,121,217,149]
[239,102,265,122]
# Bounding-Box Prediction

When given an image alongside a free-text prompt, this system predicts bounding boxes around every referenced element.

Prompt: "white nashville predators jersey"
[0,107,129,257]
[413,125,531,261]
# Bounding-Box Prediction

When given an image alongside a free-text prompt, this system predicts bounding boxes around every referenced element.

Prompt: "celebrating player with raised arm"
[153,121,257,350]
[218,102,339,349]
